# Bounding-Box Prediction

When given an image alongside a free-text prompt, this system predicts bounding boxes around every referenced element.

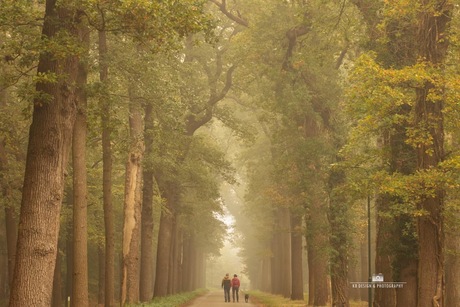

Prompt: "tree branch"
[209,0,249,27]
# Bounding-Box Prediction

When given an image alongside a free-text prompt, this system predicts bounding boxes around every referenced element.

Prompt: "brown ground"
[184,290,260,307]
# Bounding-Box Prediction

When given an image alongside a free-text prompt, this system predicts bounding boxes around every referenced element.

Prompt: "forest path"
[185,289,260,306]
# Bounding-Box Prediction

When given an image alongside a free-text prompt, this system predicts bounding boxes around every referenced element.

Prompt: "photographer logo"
[372,273,384,282]
[351,273,406,289]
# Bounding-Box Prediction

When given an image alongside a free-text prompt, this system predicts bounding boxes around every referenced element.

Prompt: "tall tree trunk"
[414,4,451,306]
[261,256,272,292]
[306,197,329,306]
[307,239,329,306]
[52,249,62,307]
[153,187,175,297]
[290,212,303,300]
[359,239,368,301]
[8,0,80,305]
[169,221,182,294]
[271,230,282,295]
[270,207,291,297]
[374,204,396,307]
[396,260,417,307]
[120,87,144,305]
[71,21,89,307]
[181,234,193,292]
[0,88,18,299]
[445,227,460,306]
[98,245,105,306]
[0,235,7,301]
[154,205,174,297]
[167,214,178,295]
[347,245,360,301]
[65,208,73,307]
[414,94,444,307]
[328,168,351,307]
[196,248,206,288]
[98,28,115,307]
[4,205,16,291]
[140,101,154,301]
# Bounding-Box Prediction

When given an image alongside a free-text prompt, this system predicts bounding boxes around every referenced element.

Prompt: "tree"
[8,0,83,305]
[120,85,144,305]
[71,19,90,307]
[414,2,452,305]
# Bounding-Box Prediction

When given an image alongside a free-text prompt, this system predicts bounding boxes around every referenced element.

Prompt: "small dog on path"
[244,293,249,302]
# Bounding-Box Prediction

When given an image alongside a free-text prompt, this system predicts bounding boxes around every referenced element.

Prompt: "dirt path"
[185,290,260,306]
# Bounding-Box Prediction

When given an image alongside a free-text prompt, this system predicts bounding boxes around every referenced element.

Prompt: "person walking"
[231,274,241,302]
[222,273,231,302]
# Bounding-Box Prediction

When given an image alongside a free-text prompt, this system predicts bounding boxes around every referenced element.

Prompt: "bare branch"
[209,0,249,27]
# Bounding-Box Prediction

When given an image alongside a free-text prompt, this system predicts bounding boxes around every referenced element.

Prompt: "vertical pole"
[368,194,372,307]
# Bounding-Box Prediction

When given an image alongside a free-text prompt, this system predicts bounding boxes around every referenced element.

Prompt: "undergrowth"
[128,288,208,307]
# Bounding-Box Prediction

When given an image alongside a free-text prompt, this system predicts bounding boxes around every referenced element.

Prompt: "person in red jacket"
[231,274,241,302]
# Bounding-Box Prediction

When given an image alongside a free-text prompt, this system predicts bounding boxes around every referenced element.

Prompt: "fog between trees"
[1,0,460,306]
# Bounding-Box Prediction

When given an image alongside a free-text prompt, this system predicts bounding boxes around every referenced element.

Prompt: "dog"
[244,293,249,303]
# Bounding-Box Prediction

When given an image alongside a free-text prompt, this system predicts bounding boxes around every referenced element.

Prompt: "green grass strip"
[128,288,208,307]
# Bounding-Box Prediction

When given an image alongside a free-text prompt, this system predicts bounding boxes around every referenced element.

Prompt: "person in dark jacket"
[231,274,241,302]
[221,273,231,302]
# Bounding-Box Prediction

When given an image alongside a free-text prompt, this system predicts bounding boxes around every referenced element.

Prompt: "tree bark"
[65,207,73,307]
[52,249,62,307]
[169,220,181,294]
[181,234,193,292]
[4,205,17,292]
[415,3,451,306]
[290,212,303,300]
[98,28,115,307]
[0,75,18,302]
[8,0,80,305]
[445,227,460,306]
[71,20,90,307]
[154,204,174,297]
[306,196,329,306]
[328,169,351,307]
[396,260,417,307]
[374,205,396,307]
[98,245,105,306]
[120,87,144,305]
[140,101,154,301]
[270,207,291,297]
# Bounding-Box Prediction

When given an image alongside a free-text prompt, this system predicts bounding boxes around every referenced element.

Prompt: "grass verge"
[245,290,306,306]
[128,288,208,307]
[246,291,369,307]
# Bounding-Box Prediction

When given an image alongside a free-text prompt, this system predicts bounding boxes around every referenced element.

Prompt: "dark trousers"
[224,287,231,302]
[232,287,239,302]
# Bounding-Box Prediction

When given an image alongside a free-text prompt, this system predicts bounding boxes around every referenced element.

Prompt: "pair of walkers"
[221,273,240,302]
